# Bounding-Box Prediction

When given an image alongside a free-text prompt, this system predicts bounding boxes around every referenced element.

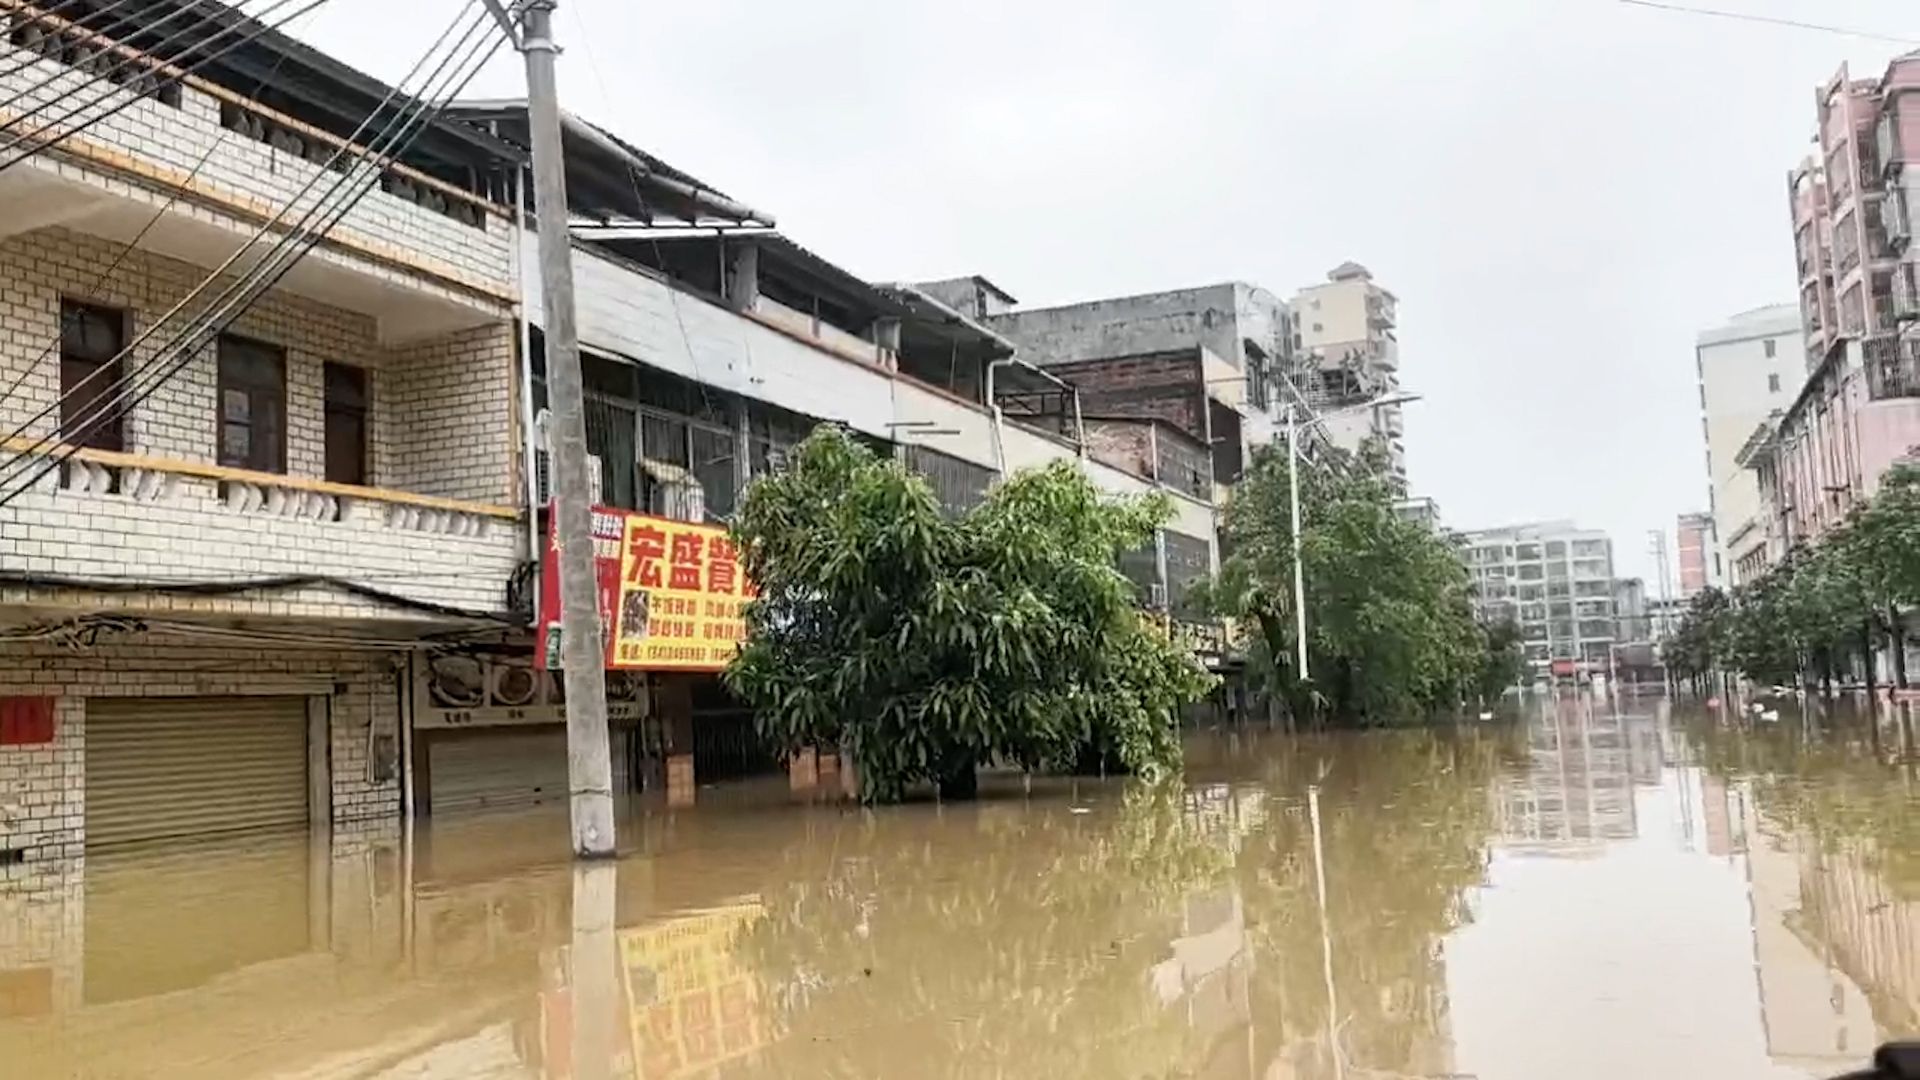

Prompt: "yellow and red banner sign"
[537,506,754,672]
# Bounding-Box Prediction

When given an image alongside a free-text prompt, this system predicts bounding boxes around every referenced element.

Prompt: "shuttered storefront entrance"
[426,727,631,816]
[86,696,310,849]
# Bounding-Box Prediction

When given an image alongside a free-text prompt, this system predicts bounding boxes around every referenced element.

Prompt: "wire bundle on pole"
[0,0,507,511]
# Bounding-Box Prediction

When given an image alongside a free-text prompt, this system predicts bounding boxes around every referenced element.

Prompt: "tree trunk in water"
[1821,653,1834,700]
[1891,605,1910,690]
[937,757,979,800]
[1862,622,1880,715]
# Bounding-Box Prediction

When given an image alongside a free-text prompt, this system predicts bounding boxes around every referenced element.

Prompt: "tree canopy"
[1671,463,1920,691]
[1201,442,1491,723]
[724,426,1215,802]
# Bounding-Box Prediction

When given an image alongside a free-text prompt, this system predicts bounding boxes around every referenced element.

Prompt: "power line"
[7,4,499,491]
[0,0,325,172]
[0,0,329,412]
[0,0,232,134]
[0,0,500,505]
[0,0,219,90]
[0,0,148,83]
[1615,0,1920,46]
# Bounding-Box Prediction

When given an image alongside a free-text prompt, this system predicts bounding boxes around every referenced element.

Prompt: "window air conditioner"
[533,409,603,507]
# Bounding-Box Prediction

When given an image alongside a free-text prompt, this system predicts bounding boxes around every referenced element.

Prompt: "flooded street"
[6,697,1920,1079]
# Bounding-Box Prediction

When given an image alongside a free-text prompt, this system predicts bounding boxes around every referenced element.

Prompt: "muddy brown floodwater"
[6,696,1920,1078]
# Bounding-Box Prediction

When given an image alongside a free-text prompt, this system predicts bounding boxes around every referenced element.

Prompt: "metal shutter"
[86,696,310,849]
[429,728,569,815]
[429,728,633,815]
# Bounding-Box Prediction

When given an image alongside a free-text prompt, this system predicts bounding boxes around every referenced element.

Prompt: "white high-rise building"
[1291,262,1405,485]
[1458,522,1618,680]
[1695,305,1804,586]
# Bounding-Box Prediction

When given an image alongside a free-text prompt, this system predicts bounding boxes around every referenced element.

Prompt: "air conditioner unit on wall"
[533,408,603,507]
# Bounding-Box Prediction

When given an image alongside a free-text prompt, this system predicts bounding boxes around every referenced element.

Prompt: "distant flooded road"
[5,696,1920,1078]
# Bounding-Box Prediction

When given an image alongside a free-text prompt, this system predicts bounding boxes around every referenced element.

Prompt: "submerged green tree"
[725,427,1215,802]
[1474,618,1527,704]
[1203,442,1487,724]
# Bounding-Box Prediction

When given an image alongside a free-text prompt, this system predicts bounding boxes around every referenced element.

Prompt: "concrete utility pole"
[1286,406,1309,682]
[518,0,615,858]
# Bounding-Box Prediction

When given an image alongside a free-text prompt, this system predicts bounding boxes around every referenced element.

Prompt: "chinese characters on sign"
[538,505,755,673]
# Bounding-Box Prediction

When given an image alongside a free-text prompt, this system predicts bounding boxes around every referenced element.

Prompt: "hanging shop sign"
[537,505,754,673]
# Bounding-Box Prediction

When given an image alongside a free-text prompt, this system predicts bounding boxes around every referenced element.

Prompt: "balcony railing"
[0,440,521,617]
[1864,336,1920,399]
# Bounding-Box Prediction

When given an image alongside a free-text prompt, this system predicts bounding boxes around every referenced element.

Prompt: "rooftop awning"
[451,100,773,228]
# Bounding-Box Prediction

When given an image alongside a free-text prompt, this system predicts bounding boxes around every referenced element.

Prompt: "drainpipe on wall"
[986,358,1015,474]
[512,161,543,608]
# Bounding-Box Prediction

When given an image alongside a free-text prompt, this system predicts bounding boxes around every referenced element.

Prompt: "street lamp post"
[1282,392,1421,684]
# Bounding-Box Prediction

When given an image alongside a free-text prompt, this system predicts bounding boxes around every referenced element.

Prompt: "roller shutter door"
[428,728,632,815]
[86,696,310,849]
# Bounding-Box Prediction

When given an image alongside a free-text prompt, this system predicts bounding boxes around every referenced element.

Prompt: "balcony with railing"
[0,229,524,625]
[0,2,520,311]
[1864,335,1920,399]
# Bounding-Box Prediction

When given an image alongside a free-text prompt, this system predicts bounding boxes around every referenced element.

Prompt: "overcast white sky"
[291,0,1918,584]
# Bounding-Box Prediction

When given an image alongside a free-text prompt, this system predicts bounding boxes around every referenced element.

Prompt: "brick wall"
[1084,420,1154,479]
[0,227,523,621]
[1043,351,1207,440]
[380,324,519,504]
[0,227,515,496]
[0,639,407,863]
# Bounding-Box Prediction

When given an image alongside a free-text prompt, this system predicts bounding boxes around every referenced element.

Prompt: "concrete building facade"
[1695,305,1803,586]
[1460,522,1618,679]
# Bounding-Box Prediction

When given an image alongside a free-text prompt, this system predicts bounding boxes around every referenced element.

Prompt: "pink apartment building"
[1741,56,1920,559]
[1676,512,1712,596]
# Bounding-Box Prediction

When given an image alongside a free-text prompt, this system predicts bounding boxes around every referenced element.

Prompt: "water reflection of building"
[1734,784,1880,1075]
[0,821,560,1077]
[1493,702,1657,851]
[1152,886,1256,1079]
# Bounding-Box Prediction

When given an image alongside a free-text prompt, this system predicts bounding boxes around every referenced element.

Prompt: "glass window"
[1764,338,1777,358]
[323,362,368,485]
[59,300,126,451]
[1768,372,1782,392]
[217,335,285,473]
[1518,564,1544,581]
[1516,543,1542,560]
[1546,541,1566,557]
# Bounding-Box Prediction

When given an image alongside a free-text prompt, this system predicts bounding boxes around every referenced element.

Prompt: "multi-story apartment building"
[1745,56,1920,559]
[1676,511,1714,597]
[1395,495,1443,531]
[0,4,1231,862]
[1460,522,1618,679]
[1291,261,1406,485]
[1695,305,1803,585]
